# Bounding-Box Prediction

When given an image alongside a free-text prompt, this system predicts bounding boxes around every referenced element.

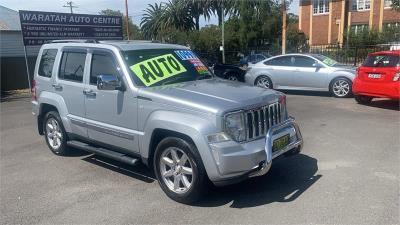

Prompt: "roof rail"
[46,39,99,44]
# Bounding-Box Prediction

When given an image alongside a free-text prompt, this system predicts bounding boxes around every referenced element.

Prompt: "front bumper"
[210,118,303,186]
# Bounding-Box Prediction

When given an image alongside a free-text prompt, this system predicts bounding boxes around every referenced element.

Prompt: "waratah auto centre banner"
[19,10,123,45]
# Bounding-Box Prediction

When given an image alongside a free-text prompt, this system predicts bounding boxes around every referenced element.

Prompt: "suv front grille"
[245,102,283,140]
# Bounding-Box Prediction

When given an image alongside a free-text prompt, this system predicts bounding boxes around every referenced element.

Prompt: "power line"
[63,1,78,14]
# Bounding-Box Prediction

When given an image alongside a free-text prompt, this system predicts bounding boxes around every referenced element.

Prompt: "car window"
[38,49,57,78]
[363,54,400,67]
[264,56,292,66]
[59,52,86,82]
[90,52,120,85]
[256,55,266,62]
[293,56,315,67]
[122,49,212,87]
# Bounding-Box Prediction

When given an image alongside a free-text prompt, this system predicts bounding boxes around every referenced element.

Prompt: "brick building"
[298,0,400,45]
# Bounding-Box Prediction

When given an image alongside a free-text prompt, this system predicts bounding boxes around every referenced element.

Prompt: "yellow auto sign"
[130,54,187,86]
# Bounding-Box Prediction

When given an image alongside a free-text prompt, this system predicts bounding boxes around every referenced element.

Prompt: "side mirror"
[97,74,124,91]
[313,61,323,68]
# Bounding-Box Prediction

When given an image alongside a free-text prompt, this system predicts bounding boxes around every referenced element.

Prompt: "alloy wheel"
[45,118,63,150]
[332,79,350,97]
[228,75,238,81]
[159,147,194,194]
[256,77,271,89]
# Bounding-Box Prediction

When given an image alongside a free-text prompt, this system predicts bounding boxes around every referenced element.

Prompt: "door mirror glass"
[97,74,124,91]
[313,61,323,68]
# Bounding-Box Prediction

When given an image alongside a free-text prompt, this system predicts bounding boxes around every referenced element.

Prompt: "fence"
[197,44,399,66]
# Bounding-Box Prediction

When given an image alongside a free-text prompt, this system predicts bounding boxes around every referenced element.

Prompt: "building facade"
[299,0,400,45]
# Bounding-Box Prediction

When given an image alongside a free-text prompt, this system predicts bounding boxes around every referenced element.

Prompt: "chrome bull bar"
[249,117,303,178]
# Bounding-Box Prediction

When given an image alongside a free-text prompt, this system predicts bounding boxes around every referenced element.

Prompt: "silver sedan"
[245,54,356,97]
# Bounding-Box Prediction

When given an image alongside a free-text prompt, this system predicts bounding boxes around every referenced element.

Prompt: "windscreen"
[362,54,400,67]
[312,54,338,67]
[122,49,212,87]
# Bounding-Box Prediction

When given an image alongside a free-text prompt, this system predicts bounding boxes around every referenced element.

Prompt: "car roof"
[41,40,189,51]
[369,50,400,56]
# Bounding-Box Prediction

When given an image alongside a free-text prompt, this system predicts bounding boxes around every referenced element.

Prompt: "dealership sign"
[19,10,123,45]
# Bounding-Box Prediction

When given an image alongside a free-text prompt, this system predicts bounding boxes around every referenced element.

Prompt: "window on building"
[313,0,329,14]
[351,24,369,34]
[384,22,400,30]
[59,52,86,82]
[352,0,371,11]
[384,0,392,8]
[38,49,57,78]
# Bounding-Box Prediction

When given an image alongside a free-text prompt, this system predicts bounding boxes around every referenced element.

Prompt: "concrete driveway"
[1,94,399,224]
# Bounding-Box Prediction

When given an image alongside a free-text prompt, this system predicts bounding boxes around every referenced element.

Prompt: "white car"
[245,54,357,98]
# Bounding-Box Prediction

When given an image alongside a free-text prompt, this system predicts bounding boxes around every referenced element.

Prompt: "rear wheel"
[355,95,373,104]
[331,78,352,98]
[226,74,239,81]
[43,111,69,155]
[154,137,208,204]
[255,76,272,89]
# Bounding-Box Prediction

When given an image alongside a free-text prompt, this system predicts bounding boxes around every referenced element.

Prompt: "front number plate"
[272,134,290,153]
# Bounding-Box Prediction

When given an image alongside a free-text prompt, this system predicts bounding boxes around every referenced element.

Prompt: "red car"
[353,50,400,104]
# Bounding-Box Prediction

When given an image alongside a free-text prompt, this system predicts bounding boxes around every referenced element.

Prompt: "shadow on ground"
[279,90,332,97]
[196,154,321,208]
[365,99,400,111]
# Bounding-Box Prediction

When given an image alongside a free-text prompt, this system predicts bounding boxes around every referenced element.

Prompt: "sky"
[0,0,299,27]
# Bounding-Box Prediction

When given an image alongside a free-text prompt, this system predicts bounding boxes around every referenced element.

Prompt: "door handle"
[83,89,96,97]
[52,84,63,91]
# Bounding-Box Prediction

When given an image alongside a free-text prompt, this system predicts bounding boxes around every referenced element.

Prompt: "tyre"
[355,95,373,104]
[154,137,208,204]
[255,75,273,89]
[330,77,352,98]
[43,111,69,155]
[226,73,239,81]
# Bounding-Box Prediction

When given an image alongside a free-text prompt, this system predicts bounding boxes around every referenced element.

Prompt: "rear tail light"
[393,72,400,81]
[31,79,37,101]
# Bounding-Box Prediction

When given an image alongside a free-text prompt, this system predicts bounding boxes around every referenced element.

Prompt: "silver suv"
[32,40,303,203]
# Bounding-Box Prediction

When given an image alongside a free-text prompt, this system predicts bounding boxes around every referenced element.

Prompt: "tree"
[185,0,212,30]
[140,3,165,40]
[164,0,195,31]
[99,9,142,40]
[392,0,400,11]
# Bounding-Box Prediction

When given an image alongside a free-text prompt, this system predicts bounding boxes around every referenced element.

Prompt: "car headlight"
[224,111,247,142]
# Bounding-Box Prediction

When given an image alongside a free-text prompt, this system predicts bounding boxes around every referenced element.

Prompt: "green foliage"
[345,27,400,47]
[392,0,400,11]
[99,9,142,40]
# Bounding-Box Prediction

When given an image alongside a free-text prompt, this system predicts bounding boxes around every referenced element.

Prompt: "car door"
[292,56,329,90]
[55,48,88,138]
[263,56,294,88]
[84,49,139,153]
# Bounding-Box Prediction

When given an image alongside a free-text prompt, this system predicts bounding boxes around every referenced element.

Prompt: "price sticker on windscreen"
[130,54,187,86]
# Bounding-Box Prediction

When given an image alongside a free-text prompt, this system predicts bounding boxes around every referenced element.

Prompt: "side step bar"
[68,140,139,166]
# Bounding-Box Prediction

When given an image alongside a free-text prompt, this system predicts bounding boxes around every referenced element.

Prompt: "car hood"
[137,78,281,116]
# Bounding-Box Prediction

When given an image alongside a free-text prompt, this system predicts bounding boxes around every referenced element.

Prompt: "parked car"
[32,40,303,203]
[245,53,357,98]
[212,63,246,82]
[353,50,400,104]
[240,53,271,66]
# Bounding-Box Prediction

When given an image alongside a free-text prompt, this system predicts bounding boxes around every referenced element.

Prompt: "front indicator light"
[207,132,231,143]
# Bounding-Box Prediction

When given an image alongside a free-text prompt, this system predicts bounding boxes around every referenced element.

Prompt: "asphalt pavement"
[1,93,399,224]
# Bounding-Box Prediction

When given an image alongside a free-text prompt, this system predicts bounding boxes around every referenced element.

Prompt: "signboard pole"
[22,42,31,90]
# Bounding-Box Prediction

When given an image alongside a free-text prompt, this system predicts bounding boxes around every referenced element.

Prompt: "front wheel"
[355,95,373,104]
[330,78,352,98]
[226,74,239,81]
[154,137,208,204]
[255,76,273,89]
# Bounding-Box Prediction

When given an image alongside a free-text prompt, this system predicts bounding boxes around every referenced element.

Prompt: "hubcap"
[45,118,62,149]
[257,77,271,89]
[160,147,194,194]
[228,76,238,81]
[333,80,350,97]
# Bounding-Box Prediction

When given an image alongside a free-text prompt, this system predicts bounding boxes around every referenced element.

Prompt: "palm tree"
[140,3,164,40]
[163,0,195,31]
[185,0,212,30]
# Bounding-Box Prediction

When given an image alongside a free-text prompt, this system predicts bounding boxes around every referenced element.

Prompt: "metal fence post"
[354,46,358,66]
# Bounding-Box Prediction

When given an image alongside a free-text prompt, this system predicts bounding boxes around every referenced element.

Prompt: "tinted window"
[293,56,315,67]
[90,53,120,85]
[59,52,86,82]
[363,54,400,67]
[264,56,292,66]
[122,49,212,87]
[38,49,57,77]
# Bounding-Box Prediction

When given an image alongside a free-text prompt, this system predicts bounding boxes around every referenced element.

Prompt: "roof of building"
[0,6,21,31]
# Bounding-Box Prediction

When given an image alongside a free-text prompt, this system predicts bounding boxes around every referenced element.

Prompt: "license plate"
[272,134,290,152]
[368,74,381,79]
